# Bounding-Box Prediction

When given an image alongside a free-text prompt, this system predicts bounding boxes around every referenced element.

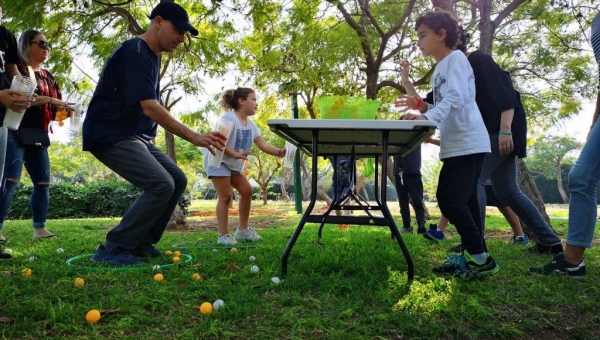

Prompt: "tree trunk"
[280,170,290,202]
[555,162,569,203]
[431,0,454,11]
[165,130,176,162]
[516,159,558,240]
[261,186,268,205]
[365,70,379,100]
[229,188,235,209]
[478,0,495,55]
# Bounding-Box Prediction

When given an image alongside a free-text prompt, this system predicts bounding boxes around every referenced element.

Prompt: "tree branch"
[493,0,530,27]
[94,5,144,35]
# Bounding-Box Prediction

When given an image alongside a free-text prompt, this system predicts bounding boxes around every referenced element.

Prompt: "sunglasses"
[31,40,52,50]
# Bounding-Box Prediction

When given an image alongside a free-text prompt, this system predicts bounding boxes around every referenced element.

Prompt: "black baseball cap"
[149,2,199,36]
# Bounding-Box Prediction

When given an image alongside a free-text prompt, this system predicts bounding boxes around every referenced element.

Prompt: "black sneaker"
[132,243,162,258]
[528,253,586,280]
[400,227,413,234]
[464,251,500,279]
[417,226,427,235]
[0,247,12,259]
[92,244,141,266]
[525,242,564,255]
[447,244,463,253]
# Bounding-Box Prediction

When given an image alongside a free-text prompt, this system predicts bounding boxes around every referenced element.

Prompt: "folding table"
[268,119,437,281]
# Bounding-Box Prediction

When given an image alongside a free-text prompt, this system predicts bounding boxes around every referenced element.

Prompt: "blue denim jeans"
[477,134,561,245]
[90,139,187,251]
[0,129,50,230]
[566,124,600,248]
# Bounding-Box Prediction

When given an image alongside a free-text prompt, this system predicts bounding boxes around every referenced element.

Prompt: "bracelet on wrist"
[413,97,423,111]
[499,131,513,136]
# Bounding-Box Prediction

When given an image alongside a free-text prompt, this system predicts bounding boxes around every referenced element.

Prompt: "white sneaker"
[235,227,262,242]
[217,234,237,245]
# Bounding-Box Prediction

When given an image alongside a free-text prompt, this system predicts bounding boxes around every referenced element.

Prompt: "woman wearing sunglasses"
[0,29,71,243]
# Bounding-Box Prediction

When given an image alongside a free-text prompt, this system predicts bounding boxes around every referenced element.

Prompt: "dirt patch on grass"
[171,208,288,231]
[189,209,285,218]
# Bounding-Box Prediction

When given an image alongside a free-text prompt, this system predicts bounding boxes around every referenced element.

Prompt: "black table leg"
[282,130,320,277]
[380,130,414,281]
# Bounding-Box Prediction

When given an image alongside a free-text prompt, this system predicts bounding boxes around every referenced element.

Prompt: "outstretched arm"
[140,99,226,153]
[254,135,284,157]
[395,60,429,114]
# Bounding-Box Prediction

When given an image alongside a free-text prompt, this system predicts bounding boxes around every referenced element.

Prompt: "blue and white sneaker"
[432,254,467,276]
[510,235,529,245]
[424,224,445,242]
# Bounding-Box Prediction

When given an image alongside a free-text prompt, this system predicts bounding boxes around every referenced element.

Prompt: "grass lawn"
[0,200,599,339]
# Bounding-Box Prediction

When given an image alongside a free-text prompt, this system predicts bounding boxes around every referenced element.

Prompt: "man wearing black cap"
[83,2,226,266]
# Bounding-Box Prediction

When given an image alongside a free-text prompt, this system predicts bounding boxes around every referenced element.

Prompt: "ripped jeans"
[0,129,50,230]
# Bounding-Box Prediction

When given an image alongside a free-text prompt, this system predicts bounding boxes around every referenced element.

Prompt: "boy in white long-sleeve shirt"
[400,9,499,278]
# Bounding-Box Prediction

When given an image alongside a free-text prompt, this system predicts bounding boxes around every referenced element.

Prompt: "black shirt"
[0,26,19,116]
[393,145,421,176]
[468,51,527,158]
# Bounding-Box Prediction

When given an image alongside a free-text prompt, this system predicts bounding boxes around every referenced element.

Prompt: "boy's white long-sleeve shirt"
[423,50,490,159]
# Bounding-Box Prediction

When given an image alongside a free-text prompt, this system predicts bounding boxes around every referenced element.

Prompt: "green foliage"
[421,156,442,201]
[392,275,457,315]
[7,180,138,219]
[8,178,192,220]
[525,135,582,180]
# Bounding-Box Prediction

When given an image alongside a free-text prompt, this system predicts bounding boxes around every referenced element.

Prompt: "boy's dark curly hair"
[415,9,461,50]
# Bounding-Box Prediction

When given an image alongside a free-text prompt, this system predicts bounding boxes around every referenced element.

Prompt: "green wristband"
[499,131,513,136]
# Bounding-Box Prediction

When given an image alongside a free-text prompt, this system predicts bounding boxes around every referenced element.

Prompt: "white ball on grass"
[213,299,225,310]
[271,277,280,284]
[250,265,259,273]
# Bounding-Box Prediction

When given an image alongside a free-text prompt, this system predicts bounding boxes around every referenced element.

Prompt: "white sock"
[471,253,488,264]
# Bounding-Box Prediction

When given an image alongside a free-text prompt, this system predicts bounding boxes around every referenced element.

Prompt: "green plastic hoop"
[65,253,193,271]
[171,241,258,251]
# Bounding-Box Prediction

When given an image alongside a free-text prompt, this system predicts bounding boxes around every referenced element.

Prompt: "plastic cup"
[70,102,84,131]
[3,75,37,130]
[284,141,297,169]
[208,119,234,167]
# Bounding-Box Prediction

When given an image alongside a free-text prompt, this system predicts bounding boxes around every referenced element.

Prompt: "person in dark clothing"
[83,2,225,266]
[455,29,563,255]
[393,146,426,234]
[329,156,353,230]
[0,14,32,258]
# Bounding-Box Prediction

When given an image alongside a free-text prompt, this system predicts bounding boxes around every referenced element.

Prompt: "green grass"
[1,201,599,339]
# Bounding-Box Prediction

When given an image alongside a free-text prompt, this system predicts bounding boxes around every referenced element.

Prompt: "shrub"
[6,179,190,219]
